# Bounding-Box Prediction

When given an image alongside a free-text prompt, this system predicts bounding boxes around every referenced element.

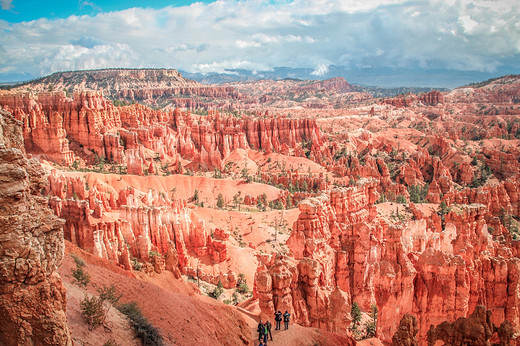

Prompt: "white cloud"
[459,15,478,33]
[0,0,519,81]
[1,0,13,10]
[311,64,329,76]
[192,60,272,74]
[236,40,261,48]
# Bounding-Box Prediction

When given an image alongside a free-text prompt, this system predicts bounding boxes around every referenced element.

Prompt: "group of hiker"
[257,310,291,345]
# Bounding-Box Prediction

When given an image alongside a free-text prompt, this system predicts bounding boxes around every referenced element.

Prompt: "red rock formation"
[0,91,325,172]
[300,77,354,93]
[427,305,516,345]
[420,91,444,106]
[426,180,442,203]
[392,314,419,346]
[443,176,520,218]
[255,180,520,342]
[255,181,380,334]
[380,90,444,108]
[0,110,71,345]
[380,95,415,108]
[46,171,237,288]
[483,147,520,179]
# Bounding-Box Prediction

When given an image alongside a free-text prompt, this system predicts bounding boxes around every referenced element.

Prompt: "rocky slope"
[0,109,71,345]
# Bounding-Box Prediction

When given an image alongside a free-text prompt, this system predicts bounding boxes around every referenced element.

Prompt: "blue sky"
[1,0,519,87]
[0,1,213,22]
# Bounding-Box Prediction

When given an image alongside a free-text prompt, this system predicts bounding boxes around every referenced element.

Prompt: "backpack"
[284,313,290,322]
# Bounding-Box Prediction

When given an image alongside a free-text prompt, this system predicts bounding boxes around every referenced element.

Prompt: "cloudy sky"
[1,0,519,87]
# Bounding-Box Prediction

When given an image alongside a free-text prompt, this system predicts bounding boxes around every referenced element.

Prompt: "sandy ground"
[193,207,300,285]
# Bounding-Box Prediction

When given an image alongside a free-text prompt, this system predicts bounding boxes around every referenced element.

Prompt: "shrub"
[118,302,164,346]
[148,250,162,259]
[103,339,118,346]
[72,255,90,288]
[80,293,104,330]
[210,280,224,299]
[408,184,429,203]
[98,284,123,306]
[132,258,142,271]
[437,201,451,221]
[71,254,85,267]
[237,281,249,294]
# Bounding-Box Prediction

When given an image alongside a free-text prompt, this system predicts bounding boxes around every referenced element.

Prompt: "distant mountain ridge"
[5,69,519,106]
[13,68,200,92]
[8,68,244,109]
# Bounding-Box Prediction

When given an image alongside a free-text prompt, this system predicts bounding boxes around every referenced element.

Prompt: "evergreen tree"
[216,193,224,209]
[351,302,361,330]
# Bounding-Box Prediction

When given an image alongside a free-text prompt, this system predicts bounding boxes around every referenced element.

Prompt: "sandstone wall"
[0,109,71,345]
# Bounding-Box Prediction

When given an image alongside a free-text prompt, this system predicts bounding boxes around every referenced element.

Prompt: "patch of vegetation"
[118,302,164,346]
[80,284,123,331]
[408,184,429,203]
[213,167,222,178]
[72,254,90,288]
[470,162,492,188]
[216,193,224,209]
[80,293,105,330]
[209,280,224,299]
[396,195,407,204]
[148,250,162,259]
[365,304,378,338]
[131,258,142,271]
[236,273,249,294]
[437,201,451,223]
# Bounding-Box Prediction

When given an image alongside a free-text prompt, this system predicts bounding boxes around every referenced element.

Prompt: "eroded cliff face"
[254,180,520,342]
[0,91,323,171]
[45,171,237,288]
[0,109,71,345]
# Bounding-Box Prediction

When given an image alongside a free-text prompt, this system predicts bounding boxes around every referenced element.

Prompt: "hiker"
[257,319,264,342]
[266,320,273,341]
[283,310,290,330]
[274,310,282,330]
[263,322,269,344]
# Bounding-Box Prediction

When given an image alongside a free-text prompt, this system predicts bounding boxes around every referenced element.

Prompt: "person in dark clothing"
[283,311,290,330]
[265,320,273,341]
[257,319,264,341]
[274,310,282,330]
